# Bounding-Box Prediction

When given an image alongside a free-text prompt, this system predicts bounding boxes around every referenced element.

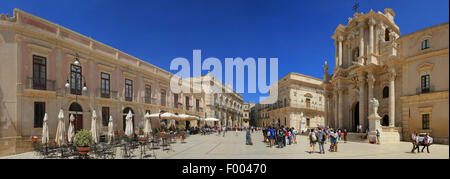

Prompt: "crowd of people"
[262,126,298,148]
[260,125,351,154]
[197,124,434,155]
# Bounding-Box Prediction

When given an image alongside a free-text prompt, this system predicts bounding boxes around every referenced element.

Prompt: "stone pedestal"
[367,113,381,144]
[379,127,401,144]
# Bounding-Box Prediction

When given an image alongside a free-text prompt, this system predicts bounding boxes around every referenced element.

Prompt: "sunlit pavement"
[1,131,448,159]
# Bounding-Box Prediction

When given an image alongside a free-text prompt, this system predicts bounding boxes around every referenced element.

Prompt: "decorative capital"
[388,69,396,81]
[368,18,376,26]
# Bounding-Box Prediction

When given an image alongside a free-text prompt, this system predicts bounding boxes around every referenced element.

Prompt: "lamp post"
[64,53,88,135]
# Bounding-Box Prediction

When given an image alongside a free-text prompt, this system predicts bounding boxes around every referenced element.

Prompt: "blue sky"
[1,0,448,103]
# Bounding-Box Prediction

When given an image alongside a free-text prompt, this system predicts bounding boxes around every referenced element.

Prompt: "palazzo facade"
[323,8,448,143]
[253,72,325,132]
[0,9,207,156]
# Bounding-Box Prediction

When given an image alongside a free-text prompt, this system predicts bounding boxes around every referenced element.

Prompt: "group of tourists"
[308,126,348,154]
[262,126,298,148]
[411,131,432,153]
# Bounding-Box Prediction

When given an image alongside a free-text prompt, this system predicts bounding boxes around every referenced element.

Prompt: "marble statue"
[369,98,380,117]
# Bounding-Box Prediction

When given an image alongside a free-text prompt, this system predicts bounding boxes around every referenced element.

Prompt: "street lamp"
[65,53,88,135]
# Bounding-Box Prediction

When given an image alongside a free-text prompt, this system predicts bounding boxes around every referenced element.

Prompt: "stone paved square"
[1,131,448,159]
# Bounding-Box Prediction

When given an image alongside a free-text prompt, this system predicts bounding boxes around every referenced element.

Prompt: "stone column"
[369,19,375,55]
[334,90,338,128]
[338,36,343,66]
[335,42,338,68]
[388,68,396,127]
[367,72,375,120]
[338,87,344,128]
[357,72,366,129]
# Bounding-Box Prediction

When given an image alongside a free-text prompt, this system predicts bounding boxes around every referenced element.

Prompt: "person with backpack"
[317,128,326,154]
[329,130,335,152]
[309,129,317,153]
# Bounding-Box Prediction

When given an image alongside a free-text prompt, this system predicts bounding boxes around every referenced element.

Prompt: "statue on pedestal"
[369,98,380,118]
[368,98,382,143]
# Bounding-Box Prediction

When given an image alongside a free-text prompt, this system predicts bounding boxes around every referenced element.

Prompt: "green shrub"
[177,125,186,131]
[74,129,93,147]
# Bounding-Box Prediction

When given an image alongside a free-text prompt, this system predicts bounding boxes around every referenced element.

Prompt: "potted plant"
[73,129,93,155]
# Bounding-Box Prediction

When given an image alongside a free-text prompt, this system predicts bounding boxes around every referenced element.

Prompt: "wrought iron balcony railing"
[25,77,56,91]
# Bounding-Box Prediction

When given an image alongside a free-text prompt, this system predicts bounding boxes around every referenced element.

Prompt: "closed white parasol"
[67,114,75,143]
[55,109,66,146]
[125,111,134,138]
[144,112,152,136]
[91,110,99,144]
[42,113,49,144]
[107,116,114,143]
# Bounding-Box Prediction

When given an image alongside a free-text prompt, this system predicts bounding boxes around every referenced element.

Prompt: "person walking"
[344,129,348,143]
[317,128,326,154]
[287,129,292,145]
[421,133,431,153]
[246,128,251,145]
[309,129,317,153]
[333,130,339,152]
[235,126,238,136]
[222,126,226,137]
[411,132,419,153]
[269,127,275,148]
[281,126,287,147]
[263,127,268,143]
[329,130,335,152]
[292,127,297,144]
[376,129,381,144]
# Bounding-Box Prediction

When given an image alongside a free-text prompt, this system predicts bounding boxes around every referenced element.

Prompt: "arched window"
[385,29,390,41]
[383,86,389,98]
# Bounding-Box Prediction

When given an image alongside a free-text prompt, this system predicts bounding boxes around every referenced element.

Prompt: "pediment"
[416,62,434,72]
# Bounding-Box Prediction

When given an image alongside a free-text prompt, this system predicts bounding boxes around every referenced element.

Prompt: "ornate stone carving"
[367,72,376,88]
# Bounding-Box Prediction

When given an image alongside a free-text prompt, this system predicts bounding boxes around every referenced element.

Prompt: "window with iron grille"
[174,93,179,108]
[102,107,110,126]
[33,55,47,90]
[145,85,151,103]
[196,99,200,111]
[125,79,133,101]
[71,64,82,95]
[34,102,45,128]
[421,39,430,50]
[422,114,430,130]
[101,73,110,98]
[186,96,190,110]
[161,89,166,106]
[421,75,430,93]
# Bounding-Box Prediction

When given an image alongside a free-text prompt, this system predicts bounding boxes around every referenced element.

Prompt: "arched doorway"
[123,107,135,132]
[382,115,389,126]
[69,102,83,133]
[353,102,360,132]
